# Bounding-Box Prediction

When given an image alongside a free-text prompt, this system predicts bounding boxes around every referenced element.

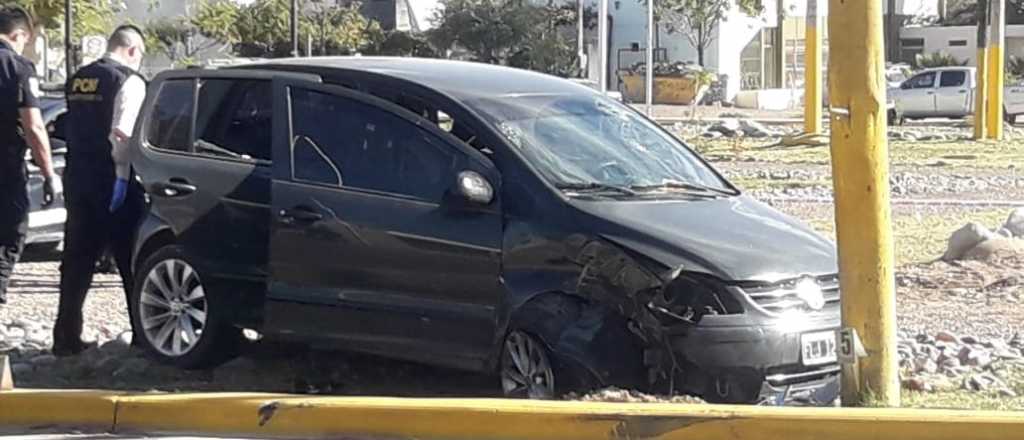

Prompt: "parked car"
[129,58,841,405]
[889,66,1024,124]
[25,96,68,249]
[570,78,624,102]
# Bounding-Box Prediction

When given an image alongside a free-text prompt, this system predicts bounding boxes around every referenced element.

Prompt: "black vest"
[65,58,140,165]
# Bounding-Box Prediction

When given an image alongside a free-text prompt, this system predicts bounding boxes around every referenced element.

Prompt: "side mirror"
[456,171,494,205]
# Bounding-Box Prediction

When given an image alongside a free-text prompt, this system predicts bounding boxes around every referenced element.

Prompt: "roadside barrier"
[2,388,1024,439]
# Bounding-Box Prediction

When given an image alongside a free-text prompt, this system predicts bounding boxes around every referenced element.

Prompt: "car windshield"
[468,93,733,194]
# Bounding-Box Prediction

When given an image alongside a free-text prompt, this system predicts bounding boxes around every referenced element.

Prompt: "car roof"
[237,56,596,101]
[918,66,976,73]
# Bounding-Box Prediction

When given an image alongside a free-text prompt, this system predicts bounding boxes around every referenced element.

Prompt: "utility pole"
[598,0,609,93]
[987,0,1005,139]
[578,0,586,76]
[976,0,990,141]
[64,0,72,78]
[290,0,299,57]
[804,0,823,134]
[828,0,899,406]
[645,0,655,116]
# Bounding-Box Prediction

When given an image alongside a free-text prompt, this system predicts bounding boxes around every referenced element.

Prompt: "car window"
[147,79,195,152]
[195,79,272,162]
[939,71,967,88]
[907,72,937,89]
[289,88,460,202]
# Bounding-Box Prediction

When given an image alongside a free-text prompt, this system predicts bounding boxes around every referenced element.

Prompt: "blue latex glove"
[109,178,128,213]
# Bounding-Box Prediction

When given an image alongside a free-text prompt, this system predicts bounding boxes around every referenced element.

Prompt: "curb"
[0,390,119,431]
[3,390,1024,439]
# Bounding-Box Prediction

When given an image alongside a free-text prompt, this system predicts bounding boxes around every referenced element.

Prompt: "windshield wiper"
[556,182,638,196]
[631,181,737,197]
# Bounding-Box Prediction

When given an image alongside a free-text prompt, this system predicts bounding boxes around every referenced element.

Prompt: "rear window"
[194,79,272,162]
[939,71,967,87]
[146,79,195,152]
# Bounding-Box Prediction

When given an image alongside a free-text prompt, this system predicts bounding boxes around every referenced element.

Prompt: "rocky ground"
[2,115,1024,409]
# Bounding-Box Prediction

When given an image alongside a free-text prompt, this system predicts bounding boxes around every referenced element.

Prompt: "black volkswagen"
[129,58,840,405]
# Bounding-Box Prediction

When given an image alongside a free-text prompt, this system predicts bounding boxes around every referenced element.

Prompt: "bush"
[915,52,969,69]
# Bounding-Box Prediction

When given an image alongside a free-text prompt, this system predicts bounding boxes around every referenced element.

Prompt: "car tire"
[131,245,241,369]
[500,330,557,399]
[500,295,646,399]
[1005,110,1016,125]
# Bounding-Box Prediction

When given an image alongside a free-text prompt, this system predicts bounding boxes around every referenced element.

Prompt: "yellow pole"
[804,0,823,134]
[976,0,989,140]
[987,0,1005,139]
[828,0,899,406]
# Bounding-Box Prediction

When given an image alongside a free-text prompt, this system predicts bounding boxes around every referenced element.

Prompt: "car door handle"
[958,90,967,94]
[151,179,196,198]
[278,207,323,224]
[926,91,935,95]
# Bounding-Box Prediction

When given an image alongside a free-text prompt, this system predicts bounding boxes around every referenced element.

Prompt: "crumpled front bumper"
[666,311,841,405]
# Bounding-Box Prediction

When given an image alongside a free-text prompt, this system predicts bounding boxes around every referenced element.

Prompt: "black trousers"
[0,178,28,304]
[54,164,143,349]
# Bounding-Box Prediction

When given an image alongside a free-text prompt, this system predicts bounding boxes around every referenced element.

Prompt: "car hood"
[571,195,838,283]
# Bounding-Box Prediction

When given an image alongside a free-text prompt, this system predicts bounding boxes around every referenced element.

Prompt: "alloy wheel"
[501,331,555,399]
[139,259,208,357]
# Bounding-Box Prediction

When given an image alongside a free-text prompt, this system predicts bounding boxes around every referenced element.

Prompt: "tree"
[146,17,223,67]
[429,0,595,76]
[13,0,118,41]
[192,0,378,58]
[940,0,1024,25]
[642,0,764,66]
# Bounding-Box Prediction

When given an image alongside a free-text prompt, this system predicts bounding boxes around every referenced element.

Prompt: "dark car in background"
[25,96,68,250]
[128,58,841,405]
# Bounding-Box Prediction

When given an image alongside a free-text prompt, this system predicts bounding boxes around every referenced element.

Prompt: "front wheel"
[131,245,240,369]
[500,330,556,399]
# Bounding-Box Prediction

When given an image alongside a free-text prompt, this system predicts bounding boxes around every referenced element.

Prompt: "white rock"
[943,223,996,261]
[4,327,25,341]
[1004,208,1024,238]
[10,319,42,332]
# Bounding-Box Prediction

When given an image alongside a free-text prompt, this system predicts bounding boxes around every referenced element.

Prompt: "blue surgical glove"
[109,178,128,213]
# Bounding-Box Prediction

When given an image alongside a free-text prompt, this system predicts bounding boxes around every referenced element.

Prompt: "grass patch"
[806,209,1009,265]
[689,137,1024,169]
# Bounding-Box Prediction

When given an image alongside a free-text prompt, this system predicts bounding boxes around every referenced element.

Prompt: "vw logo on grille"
[795,277,826,311]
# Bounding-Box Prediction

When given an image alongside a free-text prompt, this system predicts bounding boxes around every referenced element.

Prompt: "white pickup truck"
[889,66,1024,124]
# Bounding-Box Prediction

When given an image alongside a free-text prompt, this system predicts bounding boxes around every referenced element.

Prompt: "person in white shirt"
[54,25,147,356]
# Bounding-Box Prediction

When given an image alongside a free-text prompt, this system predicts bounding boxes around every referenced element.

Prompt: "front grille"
[740,274,841,314]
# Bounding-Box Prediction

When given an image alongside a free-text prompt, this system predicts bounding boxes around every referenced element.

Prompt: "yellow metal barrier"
[3,390,1024,439]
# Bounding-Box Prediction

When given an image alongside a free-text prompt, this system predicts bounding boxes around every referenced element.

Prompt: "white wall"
[900,25,1024,66]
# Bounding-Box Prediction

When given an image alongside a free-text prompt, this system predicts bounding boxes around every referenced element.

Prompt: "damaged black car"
[129,58,840,405]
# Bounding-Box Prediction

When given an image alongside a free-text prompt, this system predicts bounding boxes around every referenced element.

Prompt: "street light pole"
[64,0,72,78]
[290,0,299,57]
[645,0,654,116]
[598,0,609,93]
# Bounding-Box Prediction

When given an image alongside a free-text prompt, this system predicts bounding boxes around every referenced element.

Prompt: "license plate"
[801,331,838,366]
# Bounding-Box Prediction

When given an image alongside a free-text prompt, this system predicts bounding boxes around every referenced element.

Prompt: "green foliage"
[365,31,439,57]
[642,0,764,66]
[429,0,593,76]
[192,0,378,58]
[13,0,117,41]
[1008,55,1024,81]
[915,51,969,69]
[145,18,220,68]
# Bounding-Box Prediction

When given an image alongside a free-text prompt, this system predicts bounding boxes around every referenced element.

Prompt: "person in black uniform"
[0,6,59,305]
[54,25,146,356]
